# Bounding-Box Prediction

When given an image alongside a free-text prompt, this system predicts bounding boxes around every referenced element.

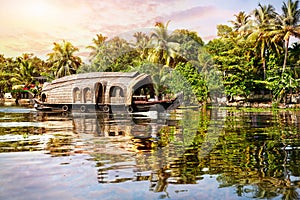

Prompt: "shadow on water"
[0,106,300,199]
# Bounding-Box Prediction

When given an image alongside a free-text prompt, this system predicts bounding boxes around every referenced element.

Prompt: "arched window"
[109,86,124,104]
[41,93,47,102]
[83,87,92,103]
[109,86,124,97]
[73,87,81,103]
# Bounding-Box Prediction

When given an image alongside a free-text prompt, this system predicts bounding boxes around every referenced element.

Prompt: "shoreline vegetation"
[0,0,300,109]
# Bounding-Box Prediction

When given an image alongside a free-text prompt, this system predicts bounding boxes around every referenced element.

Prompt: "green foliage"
[206,36,255,100]
[89,36,137,72]
[257,69,300,103]
[0,54,49,93]
[172,29,204,61]
[47,41,82,78]
[132,61,173,96]
[175,62,207,103]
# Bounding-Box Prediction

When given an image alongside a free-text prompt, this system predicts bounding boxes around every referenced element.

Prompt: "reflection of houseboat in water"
[34,72,182,113]
[72,112,170,140]
[71,112,181,186]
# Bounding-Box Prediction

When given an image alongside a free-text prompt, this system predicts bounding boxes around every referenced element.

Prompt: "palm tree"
[272,0,300,76]
[11,58,37,86]
[86,33,108,61]
[8,54,40,86]
[149,21,179,67]
[133,32,150,60]
[249,4,277,80]
[47,41,82,78]
[229,11,251,35]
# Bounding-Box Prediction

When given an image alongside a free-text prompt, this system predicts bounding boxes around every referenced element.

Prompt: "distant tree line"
[0,0,299,106]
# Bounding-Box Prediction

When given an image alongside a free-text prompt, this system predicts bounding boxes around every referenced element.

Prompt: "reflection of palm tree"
[47,41,82,78]
[150,169,170,197]
[271,0,300,76]
[281,142,299,200]
[282,187,299,200]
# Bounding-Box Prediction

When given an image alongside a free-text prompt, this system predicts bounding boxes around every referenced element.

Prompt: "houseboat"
[34,72,182,113]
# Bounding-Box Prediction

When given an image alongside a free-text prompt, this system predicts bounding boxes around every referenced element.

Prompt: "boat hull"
[34,97,181,114]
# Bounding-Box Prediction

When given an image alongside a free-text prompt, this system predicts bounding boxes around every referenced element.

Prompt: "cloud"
[0,0,263,59]
[0,0,170,58]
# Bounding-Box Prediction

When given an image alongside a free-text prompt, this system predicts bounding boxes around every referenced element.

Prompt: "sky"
[0,0,289,60]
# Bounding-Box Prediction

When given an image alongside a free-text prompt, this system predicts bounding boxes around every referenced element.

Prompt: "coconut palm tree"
[148,21,179,67]
[86,33,108,61]
[272,0,300,76]
[249,4,277,80]
[133,32,150,60]
[12,58,37,86]
[47,41,82,78]
[229,11,251,35]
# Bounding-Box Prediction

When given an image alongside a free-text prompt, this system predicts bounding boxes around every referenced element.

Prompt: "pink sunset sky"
[0,0,290,60]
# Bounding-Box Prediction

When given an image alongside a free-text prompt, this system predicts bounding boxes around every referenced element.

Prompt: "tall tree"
[229,11,251,35]
[11,58,37,86]
[250,4,277,80]
[90,36,136,72]
[272,0,300,76]
[133,32,150,60]
[47,41,82,78]
[86,33,108,61]
[149,21,179,67]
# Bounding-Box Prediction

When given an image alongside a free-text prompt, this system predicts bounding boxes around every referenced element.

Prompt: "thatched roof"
[42,72,154,105]
[50,72,140,84]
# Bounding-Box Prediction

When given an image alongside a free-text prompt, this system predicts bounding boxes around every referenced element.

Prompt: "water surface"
[0,106,300,200]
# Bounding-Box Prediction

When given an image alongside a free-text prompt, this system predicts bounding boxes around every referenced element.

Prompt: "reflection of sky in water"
[0,152,236,200]
[0,107,36,113]
[0,107,300,199]
[0,122,41,127]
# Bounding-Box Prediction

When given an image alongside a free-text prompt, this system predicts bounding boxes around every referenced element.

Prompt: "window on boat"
[94,83,104,104]
[83,87,92,103]
[109,86,124,104]
[109,86,124,97]
[73,87,81,103]
[41,93,47,102]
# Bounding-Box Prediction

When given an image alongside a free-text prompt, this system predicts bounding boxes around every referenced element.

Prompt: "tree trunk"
[262,56,266,80]
[261,45,266,80]
[282,38,289,77]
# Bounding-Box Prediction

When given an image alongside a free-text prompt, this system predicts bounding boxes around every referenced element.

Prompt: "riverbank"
[0,98,33,107]
[226,101,300,109]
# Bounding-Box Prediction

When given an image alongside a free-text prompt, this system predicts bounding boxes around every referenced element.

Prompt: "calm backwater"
[0,106,300,200]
